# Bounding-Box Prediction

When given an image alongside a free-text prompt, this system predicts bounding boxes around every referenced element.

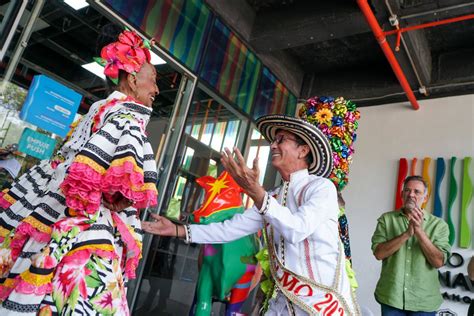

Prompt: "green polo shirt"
[371,209,451,312]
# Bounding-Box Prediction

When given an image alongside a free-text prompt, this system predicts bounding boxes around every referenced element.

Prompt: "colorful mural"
[102,0,296,117]
[199,18,261,114]
[253,67,297,119]
[103,0,211,71]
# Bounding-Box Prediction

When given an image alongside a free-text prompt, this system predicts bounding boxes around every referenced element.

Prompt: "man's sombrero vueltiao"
[256,115,333,177]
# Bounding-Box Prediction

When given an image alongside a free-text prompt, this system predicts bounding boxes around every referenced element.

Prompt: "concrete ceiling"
[3,0,473,112]
[207,0,474,107]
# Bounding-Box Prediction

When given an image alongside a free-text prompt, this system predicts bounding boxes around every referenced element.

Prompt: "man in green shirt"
[371,175,451,315]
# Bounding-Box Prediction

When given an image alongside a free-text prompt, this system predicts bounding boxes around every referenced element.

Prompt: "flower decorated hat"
[256,115,333,177]
[297,96,360,191]
[94,29,153,84]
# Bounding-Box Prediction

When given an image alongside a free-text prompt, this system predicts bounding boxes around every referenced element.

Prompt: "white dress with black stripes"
[0,91,157,315]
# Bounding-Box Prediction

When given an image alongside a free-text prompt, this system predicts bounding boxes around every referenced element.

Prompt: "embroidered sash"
[264,224,356,315]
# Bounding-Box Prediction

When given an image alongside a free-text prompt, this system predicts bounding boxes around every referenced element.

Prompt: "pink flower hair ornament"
[93,29,153,85]
[297,96,360,191]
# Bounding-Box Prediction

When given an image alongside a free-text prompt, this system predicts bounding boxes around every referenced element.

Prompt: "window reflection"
[243,129,271,208]
[0,80,54,188]
[184,100,241,153]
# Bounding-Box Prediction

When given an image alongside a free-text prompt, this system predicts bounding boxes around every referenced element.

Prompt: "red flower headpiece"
[94,29,153,84]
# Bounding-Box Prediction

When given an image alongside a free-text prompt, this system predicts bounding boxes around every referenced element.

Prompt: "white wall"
[344,94,474,315]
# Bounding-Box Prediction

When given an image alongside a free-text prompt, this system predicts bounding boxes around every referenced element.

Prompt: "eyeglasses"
[402,188,425,196]
[270,135,298,145]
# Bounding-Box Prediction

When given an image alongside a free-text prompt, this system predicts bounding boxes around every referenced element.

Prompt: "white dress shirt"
[189,169,358,315]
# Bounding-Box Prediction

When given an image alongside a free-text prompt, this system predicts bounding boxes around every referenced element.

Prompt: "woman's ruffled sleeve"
[60,112,157,214]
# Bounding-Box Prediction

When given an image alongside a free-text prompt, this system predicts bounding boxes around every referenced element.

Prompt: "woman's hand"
[103,198,133,212]
[141,213,184,238]
[102,192,134,212]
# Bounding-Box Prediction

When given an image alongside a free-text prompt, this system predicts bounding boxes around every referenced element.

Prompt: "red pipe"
[357,0,420,110]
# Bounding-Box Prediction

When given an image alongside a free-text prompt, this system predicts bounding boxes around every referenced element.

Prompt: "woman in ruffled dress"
[0,28,159,315]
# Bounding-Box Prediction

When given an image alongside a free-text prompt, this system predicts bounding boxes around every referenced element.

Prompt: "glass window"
[199,18,261,114]
[243,129,272,208]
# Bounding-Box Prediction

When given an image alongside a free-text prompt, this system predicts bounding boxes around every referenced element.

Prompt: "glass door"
[127,73,196,309]
[132,85,249,315]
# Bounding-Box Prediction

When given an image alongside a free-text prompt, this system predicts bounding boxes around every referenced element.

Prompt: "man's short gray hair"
[403,175,428,194]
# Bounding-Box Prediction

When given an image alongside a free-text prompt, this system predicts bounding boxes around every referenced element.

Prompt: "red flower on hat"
[97,29,152,84]
[118,30,142,47]
[118,30,150,64]
[101,44,124,80]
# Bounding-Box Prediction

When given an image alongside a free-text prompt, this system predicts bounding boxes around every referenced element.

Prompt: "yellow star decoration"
[201,175,229,211]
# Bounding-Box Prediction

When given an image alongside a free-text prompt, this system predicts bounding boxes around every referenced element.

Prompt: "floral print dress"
[0,91,157,315]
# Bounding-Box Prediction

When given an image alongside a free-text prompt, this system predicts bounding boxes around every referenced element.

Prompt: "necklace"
[279,181,290,264]
[279,181,296,315]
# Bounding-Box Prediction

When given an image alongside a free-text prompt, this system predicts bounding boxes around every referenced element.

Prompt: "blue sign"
[20,75,82,138]
[18,128,57,160]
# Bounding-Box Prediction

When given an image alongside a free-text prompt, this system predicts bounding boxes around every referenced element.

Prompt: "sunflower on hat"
[298,96,360,191]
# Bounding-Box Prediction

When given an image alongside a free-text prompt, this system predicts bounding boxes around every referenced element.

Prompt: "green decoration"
[447,157,457,246]
[459,157,473,248]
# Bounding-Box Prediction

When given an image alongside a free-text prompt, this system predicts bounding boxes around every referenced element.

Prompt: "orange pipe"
[385,14,474,36]
[357,0,420,110]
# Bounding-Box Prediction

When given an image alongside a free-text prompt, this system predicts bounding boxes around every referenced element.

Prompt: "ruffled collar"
[109,91,153,117]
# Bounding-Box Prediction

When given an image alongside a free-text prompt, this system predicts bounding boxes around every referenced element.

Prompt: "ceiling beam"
[394,29,432,87]
[384,0,432,91]
[398,1,474,23]
[249,4,371,53]
[380,0,474,90]
[206,0,303,95]
[205,0,255,41]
